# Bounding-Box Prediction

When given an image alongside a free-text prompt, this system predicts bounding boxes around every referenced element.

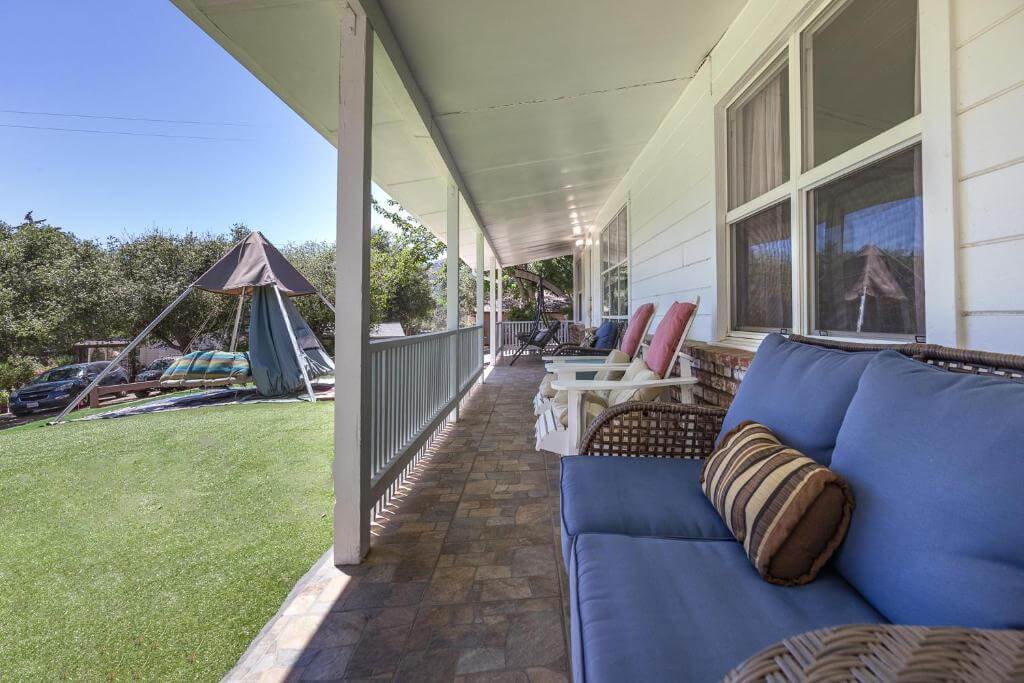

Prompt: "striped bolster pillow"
[700,421,854,586]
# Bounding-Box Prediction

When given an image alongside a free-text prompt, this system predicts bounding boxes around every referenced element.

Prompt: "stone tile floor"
[227,354,569,682]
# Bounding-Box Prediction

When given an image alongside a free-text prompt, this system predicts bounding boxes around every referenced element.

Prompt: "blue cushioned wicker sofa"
[562,334,1024,682]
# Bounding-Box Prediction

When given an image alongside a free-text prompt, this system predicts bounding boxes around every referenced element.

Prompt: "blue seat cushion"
[569,534,885,683]
[720,334,876,465]
[830,351,1024,629]
[559,456,731,565]
[594,321,618,349]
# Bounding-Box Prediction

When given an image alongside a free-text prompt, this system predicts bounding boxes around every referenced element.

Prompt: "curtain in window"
[728,68,789,208]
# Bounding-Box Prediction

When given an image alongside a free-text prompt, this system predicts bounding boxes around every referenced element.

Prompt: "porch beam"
[334,2,373,565]
[353,0,500,261]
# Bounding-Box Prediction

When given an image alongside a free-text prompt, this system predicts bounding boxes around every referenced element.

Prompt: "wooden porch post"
[446,183,460,412]
[496,265,503,355]
[475,230,485,363]
[489,263,497,362]
[334,2,372,565]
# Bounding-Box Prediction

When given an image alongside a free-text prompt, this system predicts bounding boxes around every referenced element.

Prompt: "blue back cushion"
[830,351,1024,628]
[594,321,618,349]
[720,334,875,465]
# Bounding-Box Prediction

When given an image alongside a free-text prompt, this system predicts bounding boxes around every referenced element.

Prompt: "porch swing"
[507,268,566,365]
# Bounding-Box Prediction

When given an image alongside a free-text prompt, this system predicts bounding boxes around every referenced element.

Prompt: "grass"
[0,400,334,680]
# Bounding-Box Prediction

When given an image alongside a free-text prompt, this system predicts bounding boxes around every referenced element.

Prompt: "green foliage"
[498,256,574,318]
[0,355,45,393]
[280,240,335,344]
[111,228,244,350]
[0,222,123,359]
[0,207,572,369]
[370,198,445,334]
[531,256,574,295]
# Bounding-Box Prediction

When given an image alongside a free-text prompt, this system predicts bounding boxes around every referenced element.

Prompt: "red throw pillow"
[619,303,655,357]
[644,301,696,377]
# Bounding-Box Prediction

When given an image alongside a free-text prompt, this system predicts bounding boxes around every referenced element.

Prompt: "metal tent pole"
[316,291,336,314]
[230,290,246,352]
[273,285,317,402]
[50,286,195,425]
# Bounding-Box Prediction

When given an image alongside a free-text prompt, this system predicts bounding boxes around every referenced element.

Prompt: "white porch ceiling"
[172,0,744,266]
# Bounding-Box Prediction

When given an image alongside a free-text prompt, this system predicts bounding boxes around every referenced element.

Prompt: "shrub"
[0,355,45,393]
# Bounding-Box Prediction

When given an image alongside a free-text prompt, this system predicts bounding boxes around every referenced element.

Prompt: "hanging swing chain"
[184,299,232,355]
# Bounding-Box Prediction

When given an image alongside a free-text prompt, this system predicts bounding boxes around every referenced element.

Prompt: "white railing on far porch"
[368,325,484,512]
[496,319,573,356]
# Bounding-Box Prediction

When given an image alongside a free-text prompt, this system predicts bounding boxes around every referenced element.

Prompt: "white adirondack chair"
[532,302,656,416]
[534,298,700,456]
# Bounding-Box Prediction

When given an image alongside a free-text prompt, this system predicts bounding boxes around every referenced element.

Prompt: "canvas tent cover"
[193,231,318,296]
[249,285,333,395]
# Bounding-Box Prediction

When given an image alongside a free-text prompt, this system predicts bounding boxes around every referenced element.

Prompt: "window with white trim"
[599,206,628,318]
[726,0,924,341]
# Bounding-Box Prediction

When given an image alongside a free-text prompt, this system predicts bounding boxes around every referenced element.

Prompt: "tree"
[0,221,123,359]
[281,240,335,341]
[497,256,574,320]
[368,198,444,334]
[111,228,246,350]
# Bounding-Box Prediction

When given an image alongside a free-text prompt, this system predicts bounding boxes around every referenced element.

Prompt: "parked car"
[8,362,129,416]
[133,356,180,396]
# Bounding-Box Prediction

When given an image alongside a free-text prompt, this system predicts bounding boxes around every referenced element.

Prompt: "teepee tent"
[51,232,334,424]
[843,244,907,333]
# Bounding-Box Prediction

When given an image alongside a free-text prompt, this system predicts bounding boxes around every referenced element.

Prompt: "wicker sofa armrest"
[723,624,1024,682]
[550,344,615,357]
[578,401,726,459]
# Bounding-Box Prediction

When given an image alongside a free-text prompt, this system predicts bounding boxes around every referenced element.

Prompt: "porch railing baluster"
[366,325,484,509]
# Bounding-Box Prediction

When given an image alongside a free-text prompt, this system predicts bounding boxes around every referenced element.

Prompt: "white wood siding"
[581,0,1023,353]
[587,0,813,342]
[953,0,1024,352]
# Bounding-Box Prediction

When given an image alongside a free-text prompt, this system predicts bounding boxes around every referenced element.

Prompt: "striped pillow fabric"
[700,421,854,585]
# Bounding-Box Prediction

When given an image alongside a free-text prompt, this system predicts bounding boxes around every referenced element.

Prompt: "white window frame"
[598,205,630,320]
[715,0,957,349]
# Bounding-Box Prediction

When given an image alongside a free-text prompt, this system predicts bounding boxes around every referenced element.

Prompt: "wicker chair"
[577,337,1024,681]
[580,337,1024,459]
[723,624,1024,682]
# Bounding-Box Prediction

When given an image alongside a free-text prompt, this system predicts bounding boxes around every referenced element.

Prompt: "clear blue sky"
[0,0,346,245]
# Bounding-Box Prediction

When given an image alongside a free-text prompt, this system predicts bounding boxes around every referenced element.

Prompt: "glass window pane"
[810,145,924,338]
[600,225,609,271]
[727,63,790,209]
[617,265,629,316]
[618,210,628,264]
[732,202,792,331]
[610,215,620,264]
[602,276,609,316]
[803,0,919,169]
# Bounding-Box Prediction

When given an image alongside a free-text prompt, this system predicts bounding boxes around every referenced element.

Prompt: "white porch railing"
[496,320,573,356]
[368,325,484,511]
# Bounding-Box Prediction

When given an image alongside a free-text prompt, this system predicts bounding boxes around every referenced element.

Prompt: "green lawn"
[0,400,334,680]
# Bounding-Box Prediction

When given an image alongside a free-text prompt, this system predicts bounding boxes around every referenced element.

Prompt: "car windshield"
[29,367,85,384]
[147,358,173,371]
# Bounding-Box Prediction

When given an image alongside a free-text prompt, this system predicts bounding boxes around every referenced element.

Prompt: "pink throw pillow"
[645,301,697,376]
[619,303,655,357]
